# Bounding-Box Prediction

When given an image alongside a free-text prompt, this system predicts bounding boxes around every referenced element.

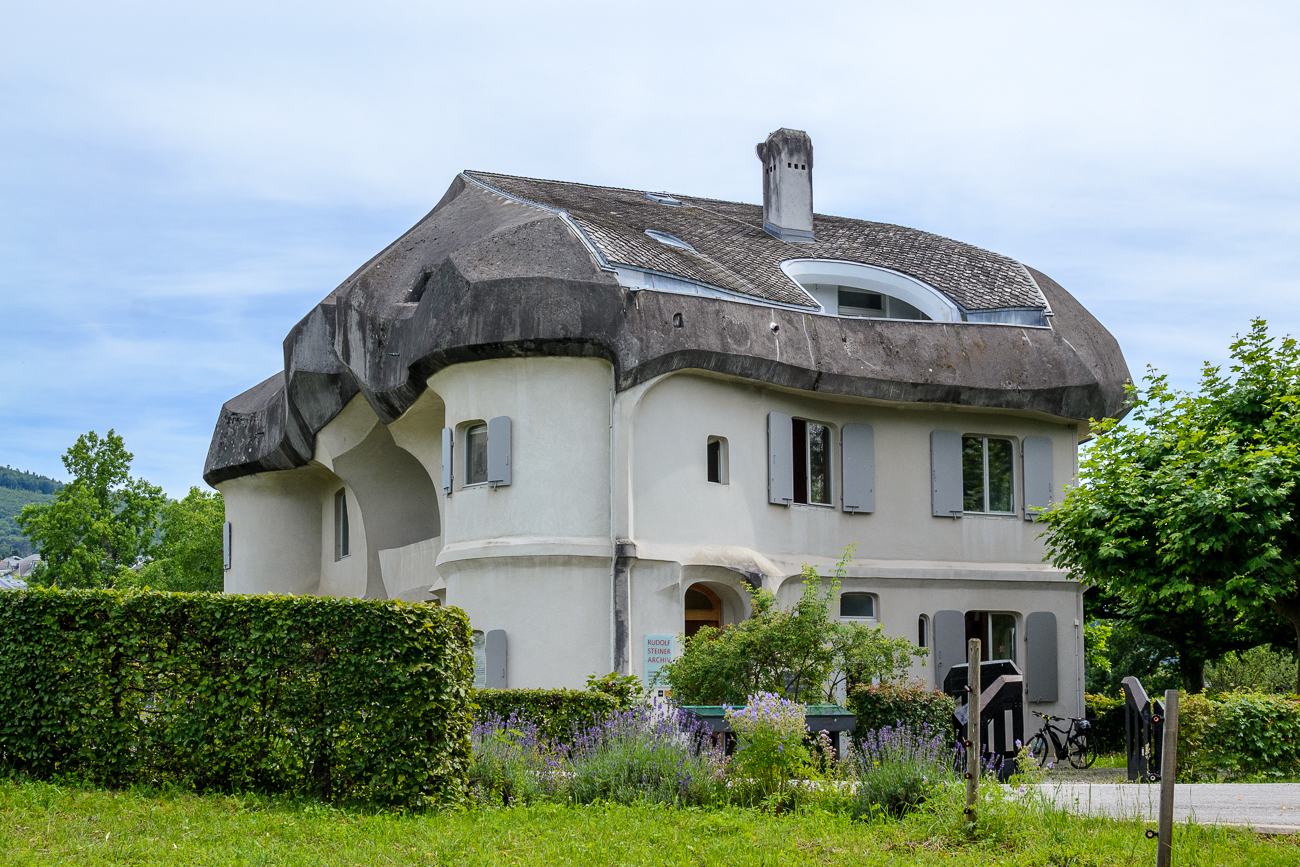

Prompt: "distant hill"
[0,467,65,557]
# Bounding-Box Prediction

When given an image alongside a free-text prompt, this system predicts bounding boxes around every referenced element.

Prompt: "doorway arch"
[684,584,723,637]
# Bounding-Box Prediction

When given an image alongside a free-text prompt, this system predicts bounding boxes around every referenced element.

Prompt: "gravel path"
[1030,782,1300,834]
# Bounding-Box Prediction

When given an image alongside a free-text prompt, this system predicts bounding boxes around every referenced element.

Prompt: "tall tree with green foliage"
[16,430,167,588]
[131,487,226,593]
[659,548,925,705]
[1042,320,1300,692]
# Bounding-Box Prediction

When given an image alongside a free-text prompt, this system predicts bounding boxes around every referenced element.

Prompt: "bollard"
[965,638,981,824]
[1155,690,1179,867]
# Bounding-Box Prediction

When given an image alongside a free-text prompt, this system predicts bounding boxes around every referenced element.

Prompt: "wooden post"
[965,638,981,824]
[1155,689,1179,867]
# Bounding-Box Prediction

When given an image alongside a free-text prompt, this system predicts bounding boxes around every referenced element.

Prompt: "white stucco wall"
[431,356,616,687]
[218,465,332,595]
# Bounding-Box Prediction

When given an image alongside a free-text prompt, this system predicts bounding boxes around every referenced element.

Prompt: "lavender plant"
[847,724,952,818]
[565,703,727,806]
[468,712,557,807]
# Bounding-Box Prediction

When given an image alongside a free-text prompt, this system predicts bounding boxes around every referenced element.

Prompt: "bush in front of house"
[846,723,952,819]
[472,688,619,744]
[847,682,957,749]
[0,588,472,807]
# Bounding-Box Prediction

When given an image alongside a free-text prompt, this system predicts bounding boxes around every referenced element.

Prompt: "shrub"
[725,693,811,803]
[1084,692,1125,753]
[566,704,727,806]
[1206,646,1299,696]
[0,588,472,807]
[1176,692,1219,781]
[847,682,956,749]
[847,724,951,818]
[585,671,647,710]
[472,689,619,744]
[1174,691,1300,780]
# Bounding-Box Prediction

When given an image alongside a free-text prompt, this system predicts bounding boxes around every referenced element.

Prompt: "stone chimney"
[756,128,814,243]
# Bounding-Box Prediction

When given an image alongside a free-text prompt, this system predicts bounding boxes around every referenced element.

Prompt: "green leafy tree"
[660,548,925,705]
[1042,320,1300,692]
[16,430,166,588]
[131,487,226,593]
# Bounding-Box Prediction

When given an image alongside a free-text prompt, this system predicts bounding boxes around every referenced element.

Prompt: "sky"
[2,1,1298,497]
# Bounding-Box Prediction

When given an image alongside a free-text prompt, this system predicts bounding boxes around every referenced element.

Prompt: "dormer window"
[837,289,883,316]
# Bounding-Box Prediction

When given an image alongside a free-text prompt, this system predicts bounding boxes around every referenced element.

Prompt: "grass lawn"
[0,779,1296,866]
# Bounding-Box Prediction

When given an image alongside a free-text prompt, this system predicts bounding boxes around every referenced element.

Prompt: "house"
[204,129,1129,722]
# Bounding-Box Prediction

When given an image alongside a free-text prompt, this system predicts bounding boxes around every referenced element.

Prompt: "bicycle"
[1027,711,1096,769]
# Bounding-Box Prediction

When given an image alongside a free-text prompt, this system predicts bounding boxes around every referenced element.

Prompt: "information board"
[643,633,675,689]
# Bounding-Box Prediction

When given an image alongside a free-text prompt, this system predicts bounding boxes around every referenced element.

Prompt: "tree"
[660,548,925,705]
[1041,320,1300,692]
[130,487,226,593]
[16,430,166,588]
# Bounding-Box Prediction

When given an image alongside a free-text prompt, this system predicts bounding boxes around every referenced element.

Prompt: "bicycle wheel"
[1028,733,1049,767]
[1067,731,1097,769]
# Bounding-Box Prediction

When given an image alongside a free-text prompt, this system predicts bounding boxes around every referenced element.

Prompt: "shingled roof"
[464,171,1046,313]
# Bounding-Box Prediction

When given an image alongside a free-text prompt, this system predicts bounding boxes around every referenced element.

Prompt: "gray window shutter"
[222,521,232,571]
[931,430,963,517]
[1022,436,1053,521]
[485,629,508,688]
[441,427,453,495]
[488,416,511,487]
[1025,612,1059,702]
[933,609,965,688]
[841,423,875,513]
[768,411,793,505]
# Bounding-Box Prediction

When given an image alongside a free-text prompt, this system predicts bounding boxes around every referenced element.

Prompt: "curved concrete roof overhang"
[203,173,1130,487]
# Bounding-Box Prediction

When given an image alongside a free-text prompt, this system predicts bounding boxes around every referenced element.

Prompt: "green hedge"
[847,682,956,745]
[0,588,473,807]
[473,689,619,743]
[1177,692,1300,781]
[1085,692,1125,753]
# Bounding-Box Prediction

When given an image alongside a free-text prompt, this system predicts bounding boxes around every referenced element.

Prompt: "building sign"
[643,633,675,689]
[472,630,486,689]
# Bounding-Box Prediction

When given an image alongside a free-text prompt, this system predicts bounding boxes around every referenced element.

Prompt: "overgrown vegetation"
[0,588,472,807]
[659,548,924,704]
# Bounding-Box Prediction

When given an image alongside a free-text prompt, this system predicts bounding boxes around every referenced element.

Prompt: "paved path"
[1030,783,1300,834]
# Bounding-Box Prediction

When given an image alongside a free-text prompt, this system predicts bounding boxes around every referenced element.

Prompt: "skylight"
[644,192,683,206]
[644,229,695,251]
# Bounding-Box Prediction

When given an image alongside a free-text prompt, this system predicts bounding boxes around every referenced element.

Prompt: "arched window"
[917,614,929,648]
[684,584,722,637]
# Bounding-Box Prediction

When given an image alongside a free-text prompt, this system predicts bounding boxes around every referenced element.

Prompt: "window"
[840,592,875,619]
[333,489,350,560]
[962,436,1014,513]
[965,611,1017,662]
[837,288,883,317]
[917,614,929,648]
[792,419,832,505]
[707,436,728,484]
[465,423,488,485]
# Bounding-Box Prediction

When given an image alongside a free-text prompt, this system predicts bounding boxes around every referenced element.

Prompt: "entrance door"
[684,584,722,637]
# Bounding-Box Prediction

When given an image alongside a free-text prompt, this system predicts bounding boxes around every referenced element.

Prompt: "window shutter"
[841,423,875,513]
[1025,612,1058,702]
[931,430,963,517]
[222,521,232,571]
[1022,436,1053,521]
[488,416,512,487]
[485,629,508,688]
[933,609,965,688]
[768,411,794,505]
[441,427,453,495]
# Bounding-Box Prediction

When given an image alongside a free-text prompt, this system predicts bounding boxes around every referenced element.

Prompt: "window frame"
[706,435,729,485]
[333,488,350,561]
[462,421,489,488]
[839,591,877,622]
[791,417,835,507]
[961,434,1017,515]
